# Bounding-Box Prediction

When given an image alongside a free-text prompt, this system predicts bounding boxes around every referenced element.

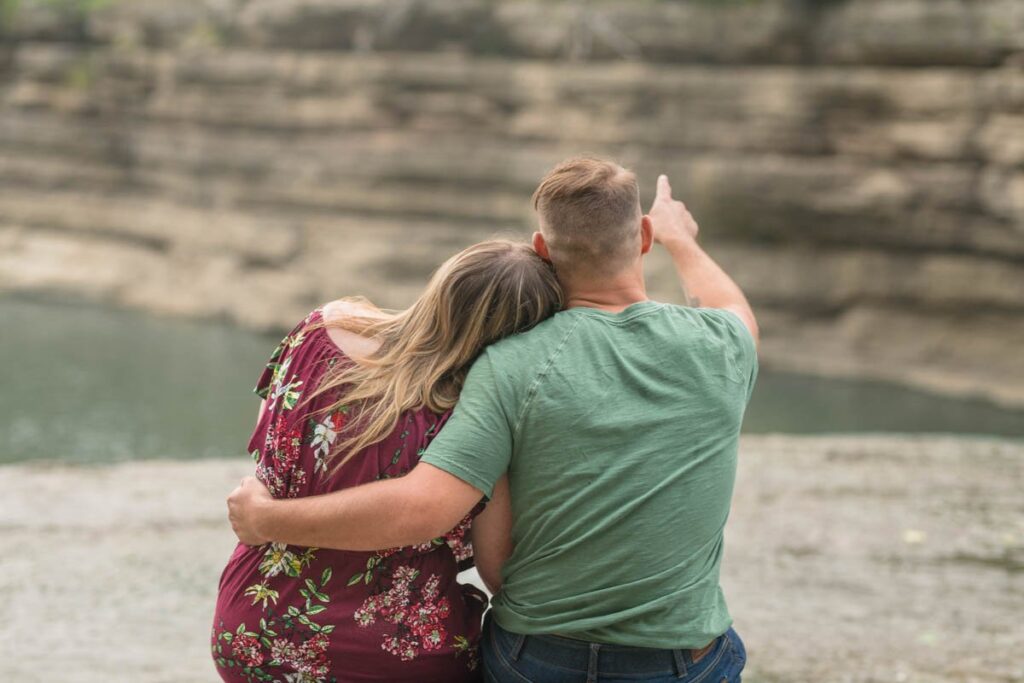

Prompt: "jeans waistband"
[492,618,723,677]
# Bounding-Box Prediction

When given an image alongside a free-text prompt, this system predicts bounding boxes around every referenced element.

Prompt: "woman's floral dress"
[212,310,487,683]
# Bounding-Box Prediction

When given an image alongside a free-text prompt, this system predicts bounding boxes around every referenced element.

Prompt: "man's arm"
[227,463,484,551]
[470,474,514,594]
[647,174,759,344]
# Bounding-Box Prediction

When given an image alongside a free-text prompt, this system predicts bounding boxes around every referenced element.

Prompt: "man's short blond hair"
[532,156,642,279]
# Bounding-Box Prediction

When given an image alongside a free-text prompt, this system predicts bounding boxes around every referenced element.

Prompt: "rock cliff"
[1,0,1022,406]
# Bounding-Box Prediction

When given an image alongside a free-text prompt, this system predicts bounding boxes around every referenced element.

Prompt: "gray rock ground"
[1,435,1021,682]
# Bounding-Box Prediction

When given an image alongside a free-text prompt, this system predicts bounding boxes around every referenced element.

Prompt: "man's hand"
[648,173,760,341]
[227,476,274,546]
[221,463,484,551]
[647,174,699,248]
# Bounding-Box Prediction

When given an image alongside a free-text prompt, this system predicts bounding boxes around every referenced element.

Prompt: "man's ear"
[640,216,654,255]
[532,231,552,262]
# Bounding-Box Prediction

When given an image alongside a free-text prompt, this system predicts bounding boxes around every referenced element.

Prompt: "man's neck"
[563,277,649,313]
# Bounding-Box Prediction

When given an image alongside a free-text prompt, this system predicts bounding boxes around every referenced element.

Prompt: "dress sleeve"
[254,339,285,400]
[420,352,514,501]
[254,314,318,400]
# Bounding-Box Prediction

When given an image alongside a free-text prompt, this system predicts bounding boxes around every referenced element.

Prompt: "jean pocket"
[488,650,534,683]
[726,629,746,668]
[715,629,746,682]
[484,623,533,683]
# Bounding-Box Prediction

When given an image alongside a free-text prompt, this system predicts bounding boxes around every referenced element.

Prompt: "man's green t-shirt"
[421,301,758,649]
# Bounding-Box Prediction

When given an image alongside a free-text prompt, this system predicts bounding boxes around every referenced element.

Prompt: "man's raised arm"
[646,174,759,344]
[227,463,483,551]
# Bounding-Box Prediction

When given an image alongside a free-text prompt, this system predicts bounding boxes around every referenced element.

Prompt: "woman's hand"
[227,476,274,546]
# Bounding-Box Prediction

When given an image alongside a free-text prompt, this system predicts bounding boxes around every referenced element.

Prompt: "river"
[2,297,1021,465]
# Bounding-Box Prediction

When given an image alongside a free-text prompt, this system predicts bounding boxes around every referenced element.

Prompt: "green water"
[1,298,1021,464]
[0,297,275,464]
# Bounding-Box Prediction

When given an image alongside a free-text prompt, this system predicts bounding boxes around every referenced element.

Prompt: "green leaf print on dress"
[216,554,338,683]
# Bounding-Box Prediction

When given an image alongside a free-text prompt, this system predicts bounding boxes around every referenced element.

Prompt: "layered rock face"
[1,0,1022,406]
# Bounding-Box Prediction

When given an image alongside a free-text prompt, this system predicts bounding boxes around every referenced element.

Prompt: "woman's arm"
[470,475,514,594]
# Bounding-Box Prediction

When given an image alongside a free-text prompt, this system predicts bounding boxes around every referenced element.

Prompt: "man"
[229,157,758,682]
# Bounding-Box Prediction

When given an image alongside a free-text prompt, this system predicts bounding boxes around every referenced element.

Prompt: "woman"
[211,240,560,683]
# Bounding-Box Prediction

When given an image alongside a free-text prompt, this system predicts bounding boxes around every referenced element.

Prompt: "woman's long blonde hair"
[312,240,563,473]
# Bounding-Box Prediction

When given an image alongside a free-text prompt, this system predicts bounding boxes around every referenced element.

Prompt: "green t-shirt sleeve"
[698,307,760,402]
[420,352,513,500]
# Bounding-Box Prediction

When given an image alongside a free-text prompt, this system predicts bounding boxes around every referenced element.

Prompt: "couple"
[216,157,759,683]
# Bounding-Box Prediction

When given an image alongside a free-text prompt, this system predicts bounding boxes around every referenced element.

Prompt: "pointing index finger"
[656,174,672,200]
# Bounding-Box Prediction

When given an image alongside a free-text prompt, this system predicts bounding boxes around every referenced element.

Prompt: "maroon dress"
[212,309,486,683]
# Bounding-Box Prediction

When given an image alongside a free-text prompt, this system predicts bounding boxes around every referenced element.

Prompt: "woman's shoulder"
[322,298,388,324]
[321,299,355,323]
[321,299,388,361]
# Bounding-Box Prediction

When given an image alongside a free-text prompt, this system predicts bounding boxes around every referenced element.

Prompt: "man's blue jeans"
[481,612,746,683]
